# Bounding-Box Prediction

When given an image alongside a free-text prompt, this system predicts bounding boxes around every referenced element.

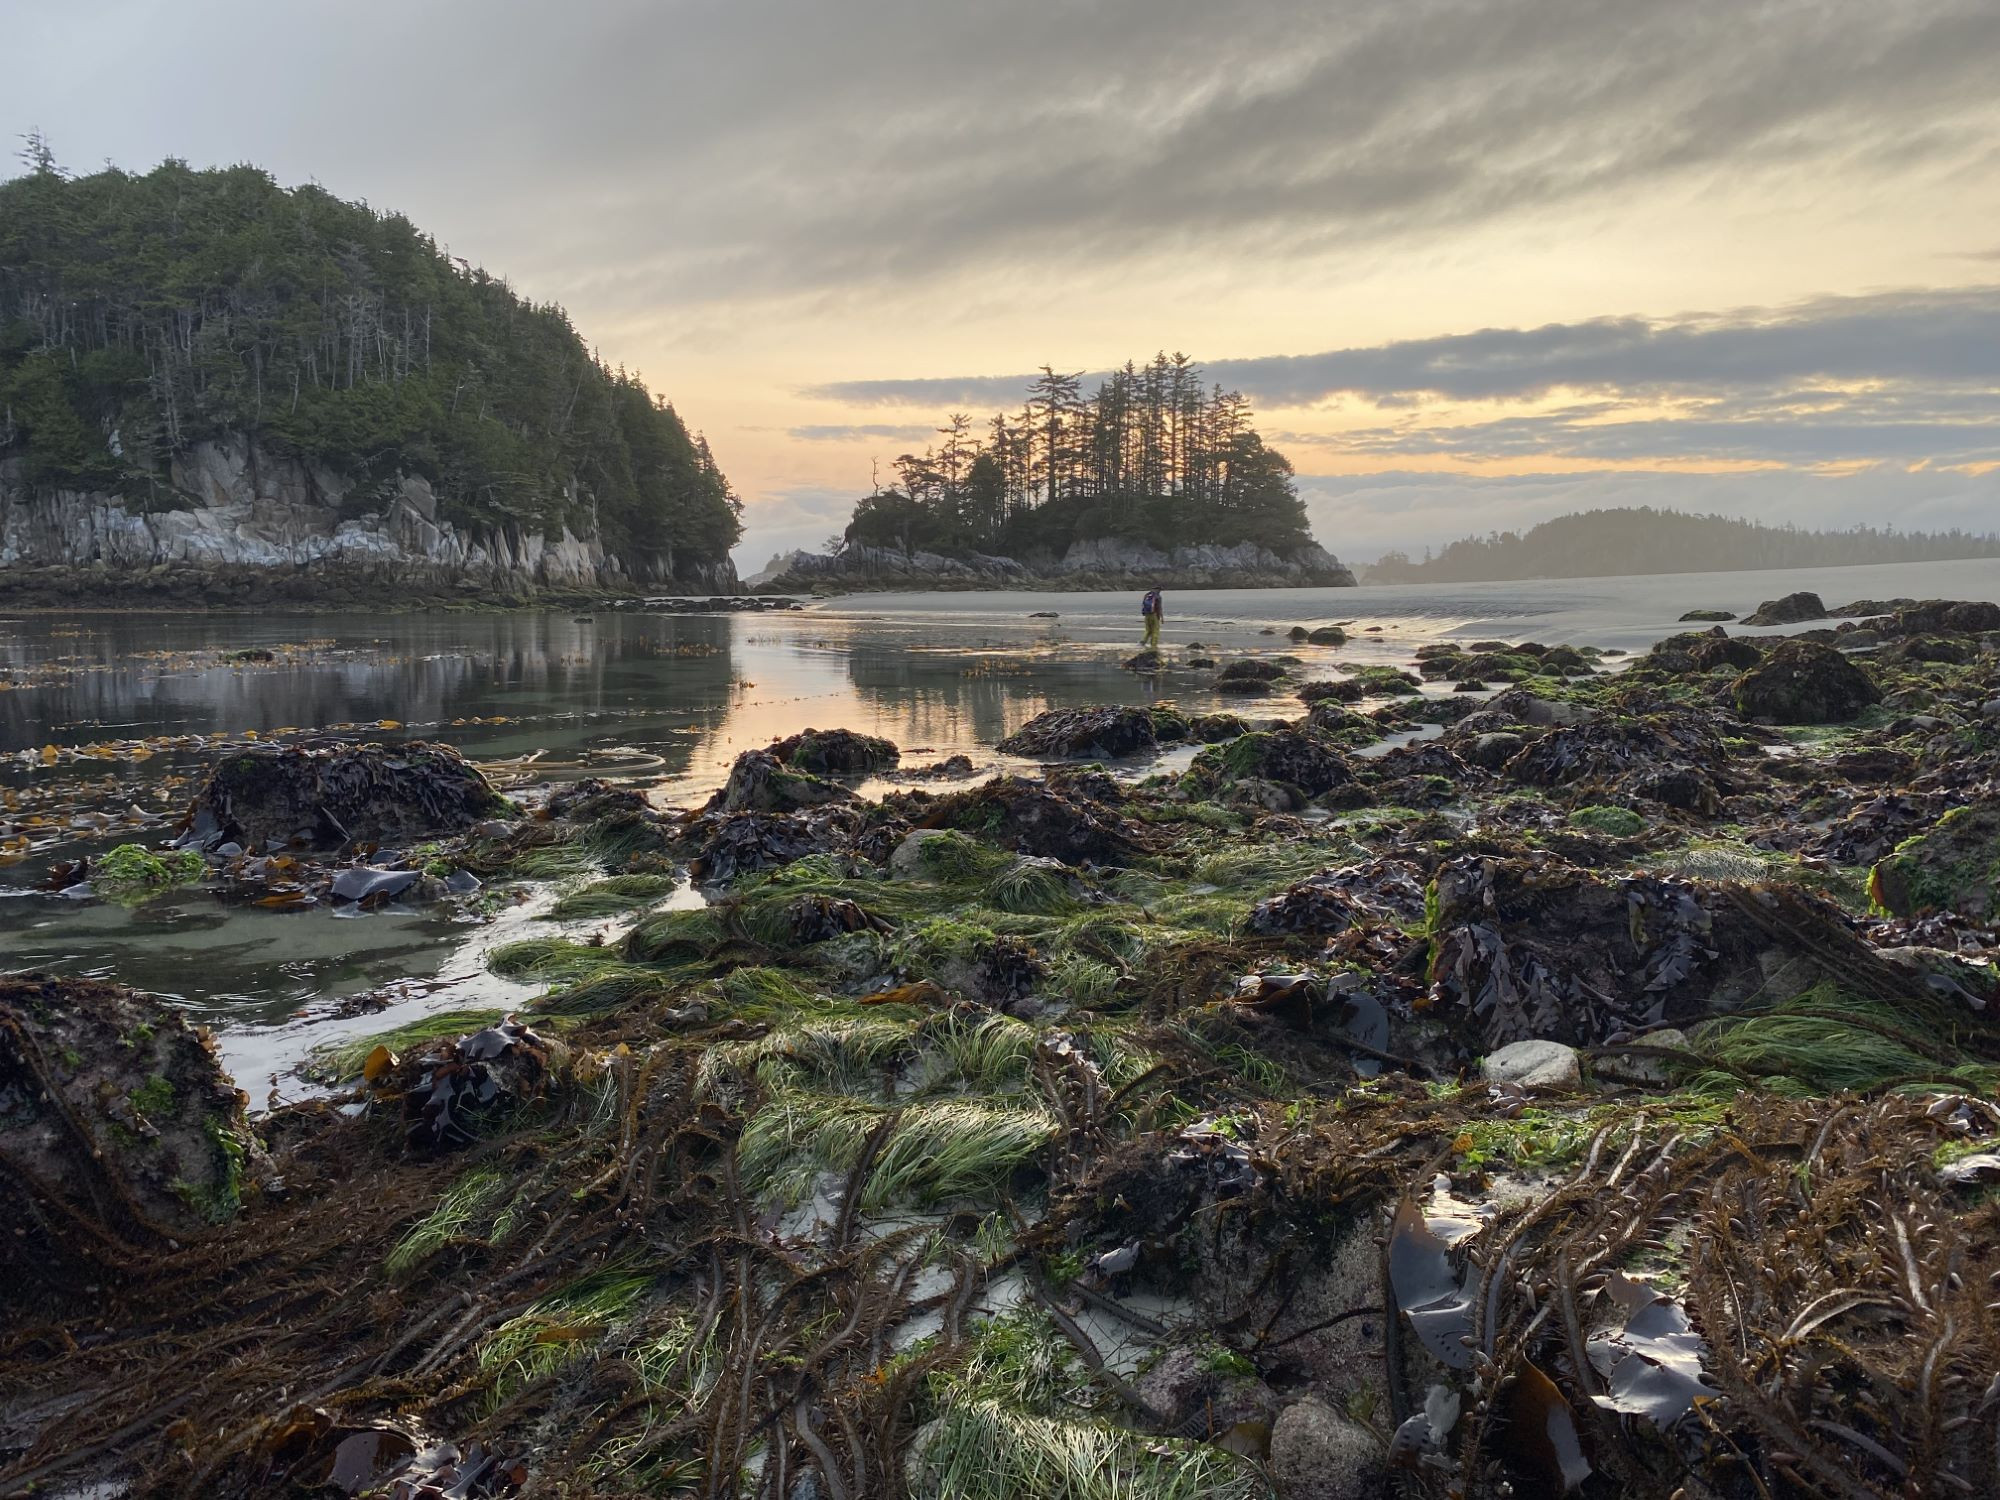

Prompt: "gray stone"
[1467,731,1526,769]
[1269,1398,1387,1500]
[1595,1028,1687,1086]
[1982,699,2000,722]
[1481,1038,1583,1089]
[890,828,962,875]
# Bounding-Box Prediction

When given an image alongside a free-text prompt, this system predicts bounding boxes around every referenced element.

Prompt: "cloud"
[815,285,2000,410]
[17,1,2000,311]
[787,424,941,443]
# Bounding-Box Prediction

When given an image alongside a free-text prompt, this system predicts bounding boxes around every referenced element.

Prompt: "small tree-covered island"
[764,361,1357,590]
[0,151,744,605]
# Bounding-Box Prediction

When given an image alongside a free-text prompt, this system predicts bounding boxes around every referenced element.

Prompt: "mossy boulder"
[1,975,254,1282]
[1214,659,1287,695]
[1741,591,1828,627]
[181,741,507,851]
[1870,804,2000,921]
[919,775,1155,863]
[709,749,853,814]
[998,705,1166,760]
[1731,640,1881,724]
[1201,728,1355,798]
[764,726,900,774]
[1307,625,1347,645]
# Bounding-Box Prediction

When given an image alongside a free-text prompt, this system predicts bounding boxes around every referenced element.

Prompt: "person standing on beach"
[1141,587,1164,650]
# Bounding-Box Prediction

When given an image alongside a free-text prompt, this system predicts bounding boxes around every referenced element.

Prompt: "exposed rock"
[1,975,254,1282]
[917,775,1155,863]
[764,727,900,774]
[179,741,508,852]
[0,433,728,594]
[1886,599,2000,635]
[1307,625,1347,645]
[1741,591,1828,627]
[1871,804,2000,922]
[709,750,854,814]
[1732,640,1881,724]
[1215,659,1288,695]
[1466,731,1526,770]
[1678,609,1736,622]
[1268,1398,1387,1500]
[1298,679,1363,705]
[1188,712,1250,743]
[1427,854,1913,1049]
[1481,1039,1582,1088]
[1202,729,1356,798]
[998,706,1168,760]
[1502,712,1725,788]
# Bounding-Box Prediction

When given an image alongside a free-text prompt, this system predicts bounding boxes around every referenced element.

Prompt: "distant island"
[767,357,1354,591]
[1363,507,2000,584]
[0,146,742,605]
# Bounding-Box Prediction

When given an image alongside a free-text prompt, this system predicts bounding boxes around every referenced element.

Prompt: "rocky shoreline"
[757,537,1358,593]
[5,597,2000,1498]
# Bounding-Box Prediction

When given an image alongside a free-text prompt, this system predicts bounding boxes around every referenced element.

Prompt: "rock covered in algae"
[1870,802,2000,922]
[1740,589,1829,626]
[763,725,900,774]
[708,748,855,814]
[1731,638,1881,724]
[997,705,1172,760]
[0,975,254,1274]
[180,740,507,852]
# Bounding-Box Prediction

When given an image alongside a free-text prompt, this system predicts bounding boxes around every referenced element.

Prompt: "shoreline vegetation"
[1364,506,2000,584]
[763,357,1356,593]
[0,150,743,600]
[7,595,2000,1497]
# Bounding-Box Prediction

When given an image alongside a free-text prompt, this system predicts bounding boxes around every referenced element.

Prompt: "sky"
[10,0,2000,569]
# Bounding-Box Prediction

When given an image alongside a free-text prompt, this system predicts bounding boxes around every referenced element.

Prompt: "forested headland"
[830,358,1326,566]
[0,142,741,595]
[1363,507,2000,583]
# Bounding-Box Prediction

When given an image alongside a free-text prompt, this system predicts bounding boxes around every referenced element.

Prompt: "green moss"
[915,830,1009,881]
[988,859,1083,915]
[1687,984,1997,1096]
[909,1311,1263,1500]
[130,1073,175,1116]
[1568,805,1646,837]
[549,874,678,919]
[302,1008,507,1083]
[93,843,205,904]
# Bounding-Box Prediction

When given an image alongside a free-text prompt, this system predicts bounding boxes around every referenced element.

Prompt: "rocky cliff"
[765,537,1356,592]
[0,436,739,604]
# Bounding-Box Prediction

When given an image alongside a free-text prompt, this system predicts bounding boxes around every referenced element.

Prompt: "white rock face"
[1480,1038,1583,1089]
[0,436,735,591]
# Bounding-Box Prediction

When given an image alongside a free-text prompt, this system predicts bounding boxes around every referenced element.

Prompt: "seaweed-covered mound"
[1200,728,1355,798]
[1500,711,1727,789]
[1871,803,2000,921]
[1732,639,1881,724]
[1214,659,1287,695]
[764,726,900,774]
[916,774,1154,863]
[1426,854,1917,1048]
[708,749,854,814]
[179,741,507,851]
[0,975,252,1280]
[998,705,1170,760]
[1248,860,1428,934]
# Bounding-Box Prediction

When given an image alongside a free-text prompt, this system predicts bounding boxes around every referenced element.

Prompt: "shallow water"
[4,554,1997,1088]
